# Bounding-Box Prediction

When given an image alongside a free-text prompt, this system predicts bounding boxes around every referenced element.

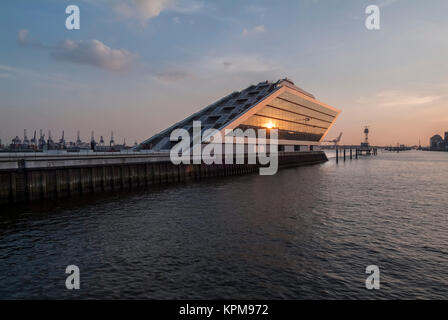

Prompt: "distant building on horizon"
[1,129,132,153]
[429,132,448,151]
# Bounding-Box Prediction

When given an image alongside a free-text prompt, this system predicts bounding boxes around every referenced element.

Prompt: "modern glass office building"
[137,79,340,152]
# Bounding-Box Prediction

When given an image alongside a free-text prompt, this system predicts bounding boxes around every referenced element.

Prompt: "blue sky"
[1,0,448,145]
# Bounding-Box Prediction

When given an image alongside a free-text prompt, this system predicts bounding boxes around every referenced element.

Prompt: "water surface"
[0,150,447,299]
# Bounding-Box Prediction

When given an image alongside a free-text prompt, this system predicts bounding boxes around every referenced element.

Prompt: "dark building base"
[0,152,327,205]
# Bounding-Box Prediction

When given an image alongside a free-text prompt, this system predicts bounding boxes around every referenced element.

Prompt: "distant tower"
[99,135,105,146]
[90,131,97,150]
[12,136,22,146]
[76,130,82,146]
[38,129,46,149]
[110,131,115,147]
[364,126,369,145]
[30,130,37,146]
[47,130,54,149]
[23,129,29,145]
[59,130,66,148]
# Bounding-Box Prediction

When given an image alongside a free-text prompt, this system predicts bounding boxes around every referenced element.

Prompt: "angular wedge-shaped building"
[137,79,340,152]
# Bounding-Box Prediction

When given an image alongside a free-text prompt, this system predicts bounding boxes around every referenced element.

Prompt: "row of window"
[232,124,323,142]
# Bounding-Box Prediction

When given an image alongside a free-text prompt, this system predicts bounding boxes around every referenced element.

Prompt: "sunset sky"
[1,0,448,146]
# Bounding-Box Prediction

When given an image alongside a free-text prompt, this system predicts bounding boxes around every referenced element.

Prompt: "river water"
[0,150,447,299]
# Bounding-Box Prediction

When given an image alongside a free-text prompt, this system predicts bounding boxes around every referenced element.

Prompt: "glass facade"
[234,92,337,142]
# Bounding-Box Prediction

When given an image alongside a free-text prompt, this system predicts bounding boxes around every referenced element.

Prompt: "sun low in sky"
[1,0,447,146]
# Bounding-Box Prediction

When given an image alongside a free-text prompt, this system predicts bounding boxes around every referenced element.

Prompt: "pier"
[334,146,378,163]
[384,146,411,152]
[332,126,379,162]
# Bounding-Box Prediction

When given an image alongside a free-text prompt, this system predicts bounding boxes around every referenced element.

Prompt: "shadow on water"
[0,171,258,222]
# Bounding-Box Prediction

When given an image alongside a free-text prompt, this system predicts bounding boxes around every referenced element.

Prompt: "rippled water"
[0,150,447,299]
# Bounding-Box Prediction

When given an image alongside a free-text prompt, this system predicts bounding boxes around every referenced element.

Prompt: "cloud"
[17,29,29,45]
[0,73,13,78]
[123,0,174,20]
[379,0,402,8]
[113,0,203,22]
[0,64,88,90]
[244,5,266,20]
[113,2,136,19]
[377,91,441,107]
[170,0,203,13]
[17,29,48,48]
[155,70,192,82]
[17,29,136,71]
[206,55,278,74]
[51,40,136,71]
[244,4,266,14]
[242,25,266,36]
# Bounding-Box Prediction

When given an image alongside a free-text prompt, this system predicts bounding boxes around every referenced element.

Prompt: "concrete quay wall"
[0,151,327,204]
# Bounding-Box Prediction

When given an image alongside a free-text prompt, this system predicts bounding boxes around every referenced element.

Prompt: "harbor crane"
[324,132,343,146]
